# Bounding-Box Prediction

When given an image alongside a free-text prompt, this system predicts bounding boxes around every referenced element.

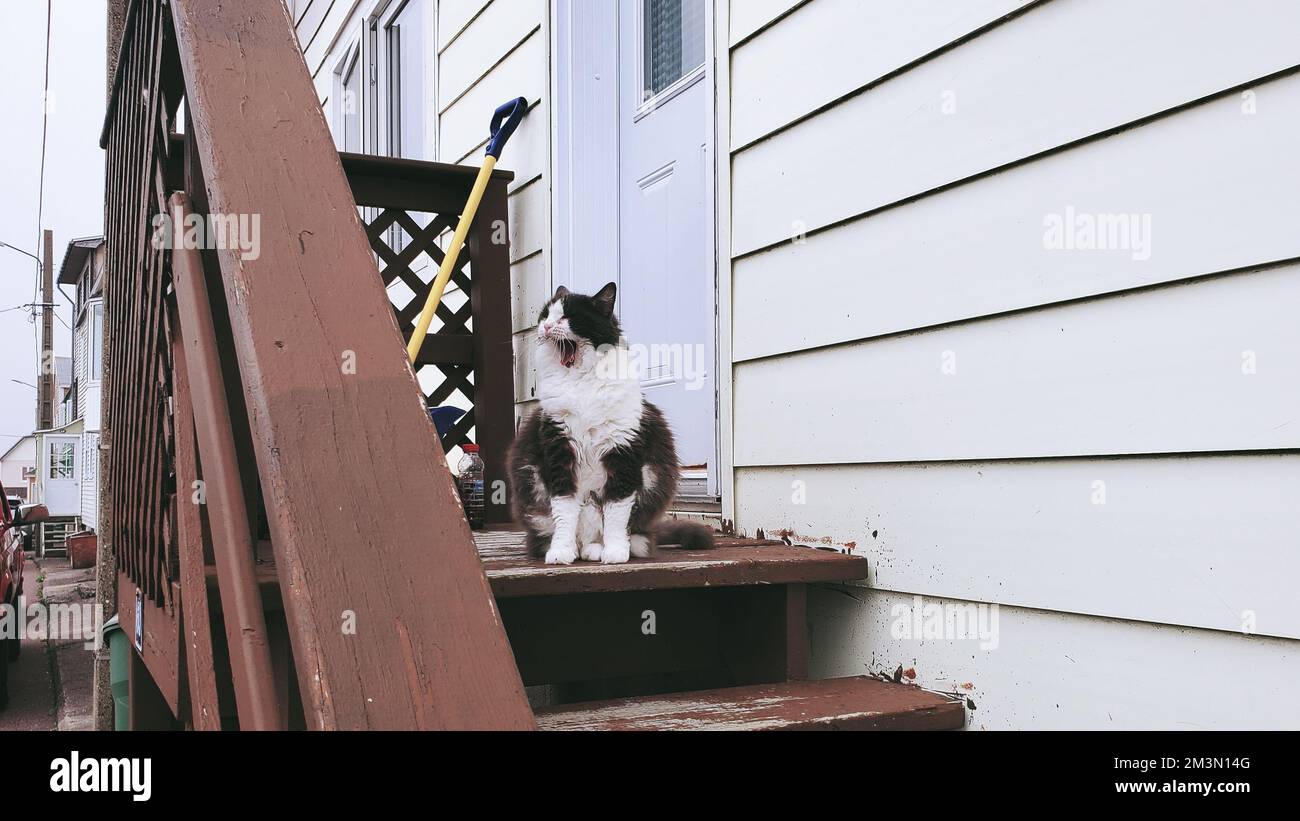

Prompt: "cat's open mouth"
[554,338,578,368]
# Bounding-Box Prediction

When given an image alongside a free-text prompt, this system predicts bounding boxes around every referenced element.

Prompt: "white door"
[556,0,717,495]
[43,435,79,517]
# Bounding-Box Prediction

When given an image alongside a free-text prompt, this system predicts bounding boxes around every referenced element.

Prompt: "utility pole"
[38,229,54,430]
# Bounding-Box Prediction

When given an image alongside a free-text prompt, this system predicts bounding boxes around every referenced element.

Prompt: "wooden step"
[535,676,965,731]
[221,533,867,610]
[474,531,868,598]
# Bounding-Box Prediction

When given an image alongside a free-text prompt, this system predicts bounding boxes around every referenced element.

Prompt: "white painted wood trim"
[542,0,555,305]
[715,0,735,521]
[547,0,561,294]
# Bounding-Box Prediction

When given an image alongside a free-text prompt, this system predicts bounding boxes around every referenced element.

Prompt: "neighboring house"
[0,435,36,501]
[50,356,72,428]
[34,352,82,526]
[294,0,1300,728]
[38,236,105,531]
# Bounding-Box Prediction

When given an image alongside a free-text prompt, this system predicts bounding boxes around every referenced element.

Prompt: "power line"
[0,303,51,314]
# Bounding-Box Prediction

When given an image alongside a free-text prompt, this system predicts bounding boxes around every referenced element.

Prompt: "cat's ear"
[593,282,617,317]
[552,285,570,301]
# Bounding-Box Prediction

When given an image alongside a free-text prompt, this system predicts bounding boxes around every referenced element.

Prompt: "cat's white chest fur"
[536,343,643,499]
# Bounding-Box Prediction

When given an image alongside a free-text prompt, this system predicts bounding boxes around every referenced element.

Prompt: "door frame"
[549,0,727,504]
[711,0,734,526]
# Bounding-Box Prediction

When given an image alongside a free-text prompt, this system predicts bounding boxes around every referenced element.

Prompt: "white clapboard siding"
[508,179,550,264]
[734,263,1300,466]
[731,0,1029,148]
[513,330,539,404]
[453,99,550,195]
[739,455,1300,639]
[808,588,1300,730]
[431,0,549,406]
[438,0,493,51]
[733,76,1300,361]
[731,0,1300,255]
[74,321,88,416]
[80,433,99,531]
[439,29,546,164]
[300,0,361,80]
[511,251,548,333]
[293,0,332,54]
[439,0,546,104]
[729,0,805,46]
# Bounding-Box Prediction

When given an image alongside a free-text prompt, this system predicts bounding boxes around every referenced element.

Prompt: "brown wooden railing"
[100,0,532,730]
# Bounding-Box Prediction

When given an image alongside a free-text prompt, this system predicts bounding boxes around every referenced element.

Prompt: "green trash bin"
[101,614,129,731]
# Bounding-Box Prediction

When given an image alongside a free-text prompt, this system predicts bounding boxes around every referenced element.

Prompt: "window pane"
[90,304,102,381]
[342,55,362,152]
[49,442,74,480]
[642,0,705,101]
[388,0,425,160]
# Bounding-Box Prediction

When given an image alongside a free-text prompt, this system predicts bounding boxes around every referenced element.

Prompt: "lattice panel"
[365,208,478,451]
[102,0,180,607]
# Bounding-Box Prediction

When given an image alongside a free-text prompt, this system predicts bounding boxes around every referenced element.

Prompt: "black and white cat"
[509,283,714,565]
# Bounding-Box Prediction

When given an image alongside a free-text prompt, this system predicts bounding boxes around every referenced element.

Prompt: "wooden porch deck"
[474,530,869,597]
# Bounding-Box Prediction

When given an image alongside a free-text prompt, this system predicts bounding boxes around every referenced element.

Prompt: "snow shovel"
[406,96,529,364]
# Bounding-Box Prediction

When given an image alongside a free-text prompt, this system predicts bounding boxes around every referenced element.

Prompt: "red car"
[0,485,47,710]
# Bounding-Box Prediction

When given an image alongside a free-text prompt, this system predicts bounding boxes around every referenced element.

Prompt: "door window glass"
[49,442,74,480]
[642,0,706,102]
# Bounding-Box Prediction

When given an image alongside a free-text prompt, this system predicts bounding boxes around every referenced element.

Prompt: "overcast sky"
[0,1,106,451]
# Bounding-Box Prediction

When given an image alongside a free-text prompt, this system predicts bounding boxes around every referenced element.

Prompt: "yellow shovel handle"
[406,154,498,364]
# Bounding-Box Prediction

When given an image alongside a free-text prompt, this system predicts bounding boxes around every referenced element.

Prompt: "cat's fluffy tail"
[654,519,716,550]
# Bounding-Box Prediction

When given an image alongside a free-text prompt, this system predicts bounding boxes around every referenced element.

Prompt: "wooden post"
[467,179,516,526]
[169,193,282,730]
[168,295,225,730]
[38,229,54,431]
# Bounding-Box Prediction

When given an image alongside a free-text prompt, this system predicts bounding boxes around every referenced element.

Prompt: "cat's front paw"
[601,542,631,565]
[579,542,604,562]
[545,541,579,565]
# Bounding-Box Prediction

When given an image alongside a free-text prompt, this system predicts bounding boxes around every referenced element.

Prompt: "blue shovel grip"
[486,97,528,159]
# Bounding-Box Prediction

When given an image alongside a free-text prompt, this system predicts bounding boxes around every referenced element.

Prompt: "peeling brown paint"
[535,677,965,731]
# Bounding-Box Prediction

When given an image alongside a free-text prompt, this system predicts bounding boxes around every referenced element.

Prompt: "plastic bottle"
[456,444,485,530]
